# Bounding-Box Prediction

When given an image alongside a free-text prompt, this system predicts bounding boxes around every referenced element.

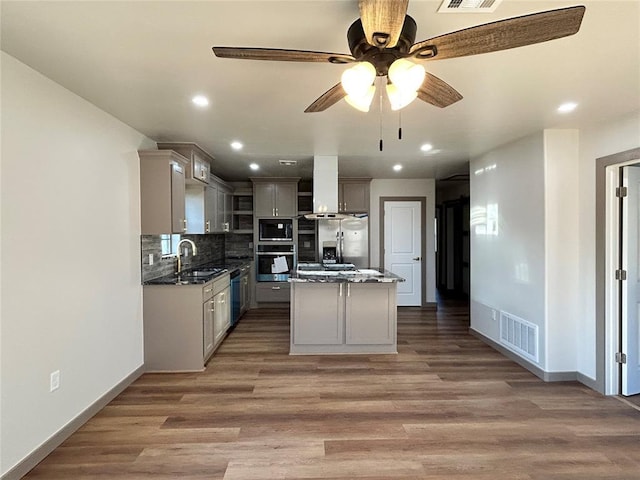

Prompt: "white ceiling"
[2,1,639,181]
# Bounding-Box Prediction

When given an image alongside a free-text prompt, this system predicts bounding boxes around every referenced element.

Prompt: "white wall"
[544,130,580,372]
[577,112,640,379]
[470,116,640,379]
[469,133,547,366]
[369,179,436,303]
[0,52,154,475]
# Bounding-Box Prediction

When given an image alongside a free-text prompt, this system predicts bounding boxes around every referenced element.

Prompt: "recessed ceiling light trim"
[557,102,578,114]
[420,143,433,152]
[191,95,209,107]
[393,164,403,171]
[231,141,243,150]
[249,163,260,171]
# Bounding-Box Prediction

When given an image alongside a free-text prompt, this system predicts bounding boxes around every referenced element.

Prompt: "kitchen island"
[289,264,404,354]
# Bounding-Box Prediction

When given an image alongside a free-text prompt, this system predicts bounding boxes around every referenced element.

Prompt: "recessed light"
[557,102,577,113]
[249,163,260,171]
[420,143,433,152]
[231,141,243,150]
[192,95,209,107]
[393,164,403,171]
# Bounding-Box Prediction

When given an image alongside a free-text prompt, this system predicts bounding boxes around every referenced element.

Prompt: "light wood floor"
[25,300,640,479]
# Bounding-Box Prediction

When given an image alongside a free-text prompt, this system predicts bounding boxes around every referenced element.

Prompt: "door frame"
[596,147,640,394]
[379,197,427,307]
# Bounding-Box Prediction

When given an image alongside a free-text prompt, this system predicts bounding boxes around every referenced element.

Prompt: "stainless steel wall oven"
[255,244,296,281]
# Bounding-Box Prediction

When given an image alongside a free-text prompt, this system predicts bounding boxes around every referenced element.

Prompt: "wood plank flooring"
[24,300,640,479]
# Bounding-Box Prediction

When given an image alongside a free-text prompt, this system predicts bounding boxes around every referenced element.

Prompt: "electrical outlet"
[148,254,154,265]
[50,370,60,392]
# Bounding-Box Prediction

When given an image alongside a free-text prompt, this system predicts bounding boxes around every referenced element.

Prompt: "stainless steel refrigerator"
[318,215,369,268]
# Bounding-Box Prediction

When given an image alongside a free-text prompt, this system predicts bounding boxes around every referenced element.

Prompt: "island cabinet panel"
[345,283,396,345]
[290,281,397,354]
[291,283,344,345]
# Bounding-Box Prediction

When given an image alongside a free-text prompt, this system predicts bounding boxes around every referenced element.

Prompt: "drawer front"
[212,273,231,297]
[202,282,215,301]
[255,282,290,303]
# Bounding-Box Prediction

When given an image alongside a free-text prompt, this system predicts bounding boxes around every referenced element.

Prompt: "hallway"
[24,302,640,479]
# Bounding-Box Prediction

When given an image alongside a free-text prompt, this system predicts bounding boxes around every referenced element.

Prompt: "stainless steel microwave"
[258,219,293,241]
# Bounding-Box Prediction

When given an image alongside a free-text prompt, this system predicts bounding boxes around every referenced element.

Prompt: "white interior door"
[384,201,422,306]
[621,165,640,396]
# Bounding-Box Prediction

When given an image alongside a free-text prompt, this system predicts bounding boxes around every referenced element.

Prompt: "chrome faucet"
[176,239,197,275]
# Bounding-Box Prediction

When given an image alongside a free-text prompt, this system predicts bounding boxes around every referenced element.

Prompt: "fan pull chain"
[379,89,384,152]
[398,110,402,140]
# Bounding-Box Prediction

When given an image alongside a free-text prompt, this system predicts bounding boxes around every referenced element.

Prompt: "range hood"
[305,155,350,220]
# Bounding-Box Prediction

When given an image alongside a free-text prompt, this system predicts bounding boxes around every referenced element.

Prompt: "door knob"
[413,257,421,261]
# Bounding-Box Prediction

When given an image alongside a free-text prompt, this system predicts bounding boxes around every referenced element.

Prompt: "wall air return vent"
[438,0,502,13]
[499,311,538,363]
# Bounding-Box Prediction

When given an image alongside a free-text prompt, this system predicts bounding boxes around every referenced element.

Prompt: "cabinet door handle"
[272,286,281,290]
[344,202,347,211]
[204,288,212,293]
[413,257,421,261]
[339,284,343,297]
[275,208,278,216]
[347,284,351,297]
[205,220,210,233]
[183,219,188,232]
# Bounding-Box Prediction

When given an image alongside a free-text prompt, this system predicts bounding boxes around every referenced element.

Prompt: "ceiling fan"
[212,1,585,113]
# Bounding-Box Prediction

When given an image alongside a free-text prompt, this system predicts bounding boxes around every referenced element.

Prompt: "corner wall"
[369,179,436,303]
[0,52,154,475]
[469,133,547,367]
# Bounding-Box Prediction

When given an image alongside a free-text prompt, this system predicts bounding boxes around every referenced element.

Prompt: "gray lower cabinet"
[143,273,230,371]
[292,283,344,345]
[255,282,290,303]
[213,285,231,346]
[290,282,397,354]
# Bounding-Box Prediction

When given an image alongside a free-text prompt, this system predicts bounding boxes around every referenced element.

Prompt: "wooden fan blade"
[417,73,463,108]
[305,83,346,113]
[213,47,355,64]
[410,6,585,60]
[358,0,409,48]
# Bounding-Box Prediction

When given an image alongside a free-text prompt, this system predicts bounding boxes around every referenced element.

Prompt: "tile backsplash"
[141,234,225,282]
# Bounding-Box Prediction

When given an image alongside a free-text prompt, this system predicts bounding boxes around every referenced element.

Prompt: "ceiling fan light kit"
[341,61,377,111]
[213,1,585,114]
[386,83,418,111]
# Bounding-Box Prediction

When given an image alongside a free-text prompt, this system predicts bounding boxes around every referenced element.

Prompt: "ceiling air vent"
[279,159,297,166]
[438,0,502,13]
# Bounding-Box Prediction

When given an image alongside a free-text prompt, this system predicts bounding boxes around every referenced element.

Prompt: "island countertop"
[289,263,404,283]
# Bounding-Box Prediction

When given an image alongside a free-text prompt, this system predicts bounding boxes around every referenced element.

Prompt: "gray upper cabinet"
[338,178,371,213]
[157,142,212,186]
[211,180,231,233]
[252,178,299,217]
[139,150,188,234]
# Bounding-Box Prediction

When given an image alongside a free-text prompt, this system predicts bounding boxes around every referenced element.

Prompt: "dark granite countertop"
[289,263,404,283]
[144,258,252,286]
